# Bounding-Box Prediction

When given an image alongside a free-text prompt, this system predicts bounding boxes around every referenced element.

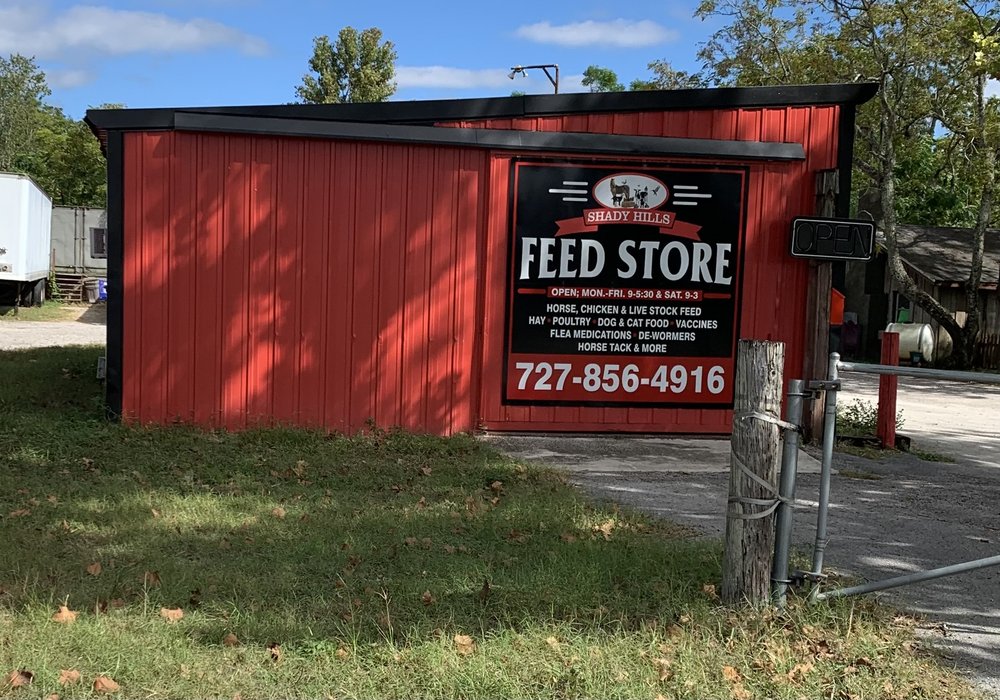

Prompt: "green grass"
[0,347,981,699]
[0,301,86,322]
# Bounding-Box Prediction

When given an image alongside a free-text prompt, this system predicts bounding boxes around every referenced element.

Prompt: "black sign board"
[790,217,875,261]
[504,161,748,407]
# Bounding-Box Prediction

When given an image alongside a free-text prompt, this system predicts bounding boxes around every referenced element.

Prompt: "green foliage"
[19,106,108,206]
[629,60,708,91]
[296,27,397,104]
[0,346,978,699]
[0,53,50,172]
[836,398,904,438]
[581,65,624,93]
[0,54,111,206]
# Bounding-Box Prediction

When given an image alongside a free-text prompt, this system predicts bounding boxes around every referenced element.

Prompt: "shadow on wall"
[128,133,484,434]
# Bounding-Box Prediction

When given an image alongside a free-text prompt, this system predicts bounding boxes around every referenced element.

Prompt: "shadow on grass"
[0,346,718,652]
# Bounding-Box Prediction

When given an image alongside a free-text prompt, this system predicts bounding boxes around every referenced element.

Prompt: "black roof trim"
[171,112,806,161]
[86,83,878,134]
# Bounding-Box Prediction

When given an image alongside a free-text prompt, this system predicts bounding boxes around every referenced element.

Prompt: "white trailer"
[0,172,53,306]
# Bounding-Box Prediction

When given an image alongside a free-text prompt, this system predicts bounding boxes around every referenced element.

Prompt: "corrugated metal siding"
[447,107,840,433]
[123,131,487,434]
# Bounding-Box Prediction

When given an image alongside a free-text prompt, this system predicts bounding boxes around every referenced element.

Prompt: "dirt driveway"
[0,307,106,351]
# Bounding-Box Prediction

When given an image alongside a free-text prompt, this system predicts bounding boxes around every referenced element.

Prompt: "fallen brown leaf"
[151,508,161,518]
[702,583,719,600]
[47,495,58,504]
[271,506,286,519]
[404,536,417,546]
[57,670,81,686]
[143,571,161,587]
[786,661,814,683]
[490,480,504,493]
[416,497,426,510]
[594,520,615,540]
[268,642,283,662]
[51,605,78,624]
[92,675,119,694]
[110,598,126,609]
[421,590,435,606]
[86,562,102,576]
[443,544,456,554]
[8,508,31,518]
[159,607,183,623]
[223,633,240,647]
[420,466,432,476]
[545,636,561,651]
[46,694,59,700]
[454,634,475,656]
[560,532,577,543]
[336,646,350,661]
[6,669,32,688]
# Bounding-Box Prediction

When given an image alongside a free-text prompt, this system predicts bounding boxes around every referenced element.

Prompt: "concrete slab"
[481,434,823,474]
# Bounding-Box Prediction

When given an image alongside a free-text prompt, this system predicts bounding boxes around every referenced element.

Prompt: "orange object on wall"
[830,288,846,326]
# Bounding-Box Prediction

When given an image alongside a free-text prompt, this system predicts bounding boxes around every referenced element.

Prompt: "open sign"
[790,217,875,261]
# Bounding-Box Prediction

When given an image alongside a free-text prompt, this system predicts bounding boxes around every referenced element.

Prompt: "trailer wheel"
[27,279,45,306]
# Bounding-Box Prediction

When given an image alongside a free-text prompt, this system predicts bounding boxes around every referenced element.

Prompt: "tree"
[0,54,49,172]
[629,60,708,90]
[22,106,109,206]
[693,0,1000,367]
[296,27,397,104]
[581,65,624,92]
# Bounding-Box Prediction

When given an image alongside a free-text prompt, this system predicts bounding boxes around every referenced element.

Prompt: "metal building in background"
[50,206,108,302]
[85,84,876,434]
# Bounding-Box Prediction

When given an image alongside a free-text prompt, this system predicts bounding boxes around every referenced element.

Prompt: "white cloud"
[47,68,96,89]
[396,66,513,90]
[0,3,268,60]
[515,19,677,48]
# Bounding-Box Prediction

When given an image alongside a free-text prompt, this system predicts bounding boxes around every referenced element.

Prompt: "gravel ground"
[0,319,106,350]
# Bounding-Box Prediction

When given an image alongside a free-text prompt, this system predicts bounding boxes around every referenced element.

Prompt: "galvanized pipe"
[810,352,840,598]
[772,379,806,608]
[816,554,1000,600]
[837,361,1000,385]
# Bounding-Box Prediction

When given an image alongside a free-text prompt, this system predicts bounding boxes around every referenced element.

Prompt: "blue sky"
[0,0,720,119]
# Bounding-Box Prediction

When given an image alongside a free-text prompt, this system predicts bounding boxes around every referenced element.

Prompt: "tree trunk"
[722,340,785,606]
[961,73,996,368]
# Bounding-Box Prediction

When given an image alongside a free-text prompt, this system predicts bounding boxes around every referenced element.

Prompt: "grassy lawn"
[0,302,92,322]
[0,347,980,699]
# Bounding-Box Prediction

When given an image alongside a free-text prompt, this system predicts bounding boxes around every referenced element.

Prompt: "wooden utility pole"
[801,170,838,441]
[722,339,785,605]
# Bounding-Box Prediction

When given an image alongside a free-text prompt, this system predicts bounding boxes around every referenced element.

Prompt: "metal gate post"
[772,379,805,607]
[809,352,840,597]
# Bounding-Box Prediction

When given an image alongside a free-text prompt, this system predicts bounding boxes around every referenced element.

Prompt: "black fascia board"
[86,83,878,135]
[172,112,806,161]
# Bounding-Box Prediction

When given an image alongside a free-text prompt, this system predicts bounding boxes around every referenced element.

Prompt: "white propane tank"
[885,322,936,363]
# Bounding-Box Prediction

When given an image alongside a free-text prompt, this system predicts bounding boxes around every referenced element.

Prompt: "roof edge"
[171,113,807,161]
[86,82,879,134]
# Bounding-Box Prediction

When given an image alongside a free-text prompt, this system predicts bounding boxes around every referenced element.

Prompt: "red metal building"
[86,84,876,435]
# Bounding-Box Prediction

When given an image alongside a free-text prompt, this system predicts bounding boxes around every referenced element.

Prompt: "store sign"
[504,161,748,407]
[790,217,875,261]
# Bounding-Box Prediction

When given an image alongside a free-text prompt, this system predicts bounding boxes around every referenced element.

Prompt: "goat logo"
[593,174,668,210]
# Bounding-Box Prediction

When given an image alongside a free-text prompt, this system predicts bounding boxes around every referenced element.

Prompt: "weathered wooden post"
[722,339,786,605]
